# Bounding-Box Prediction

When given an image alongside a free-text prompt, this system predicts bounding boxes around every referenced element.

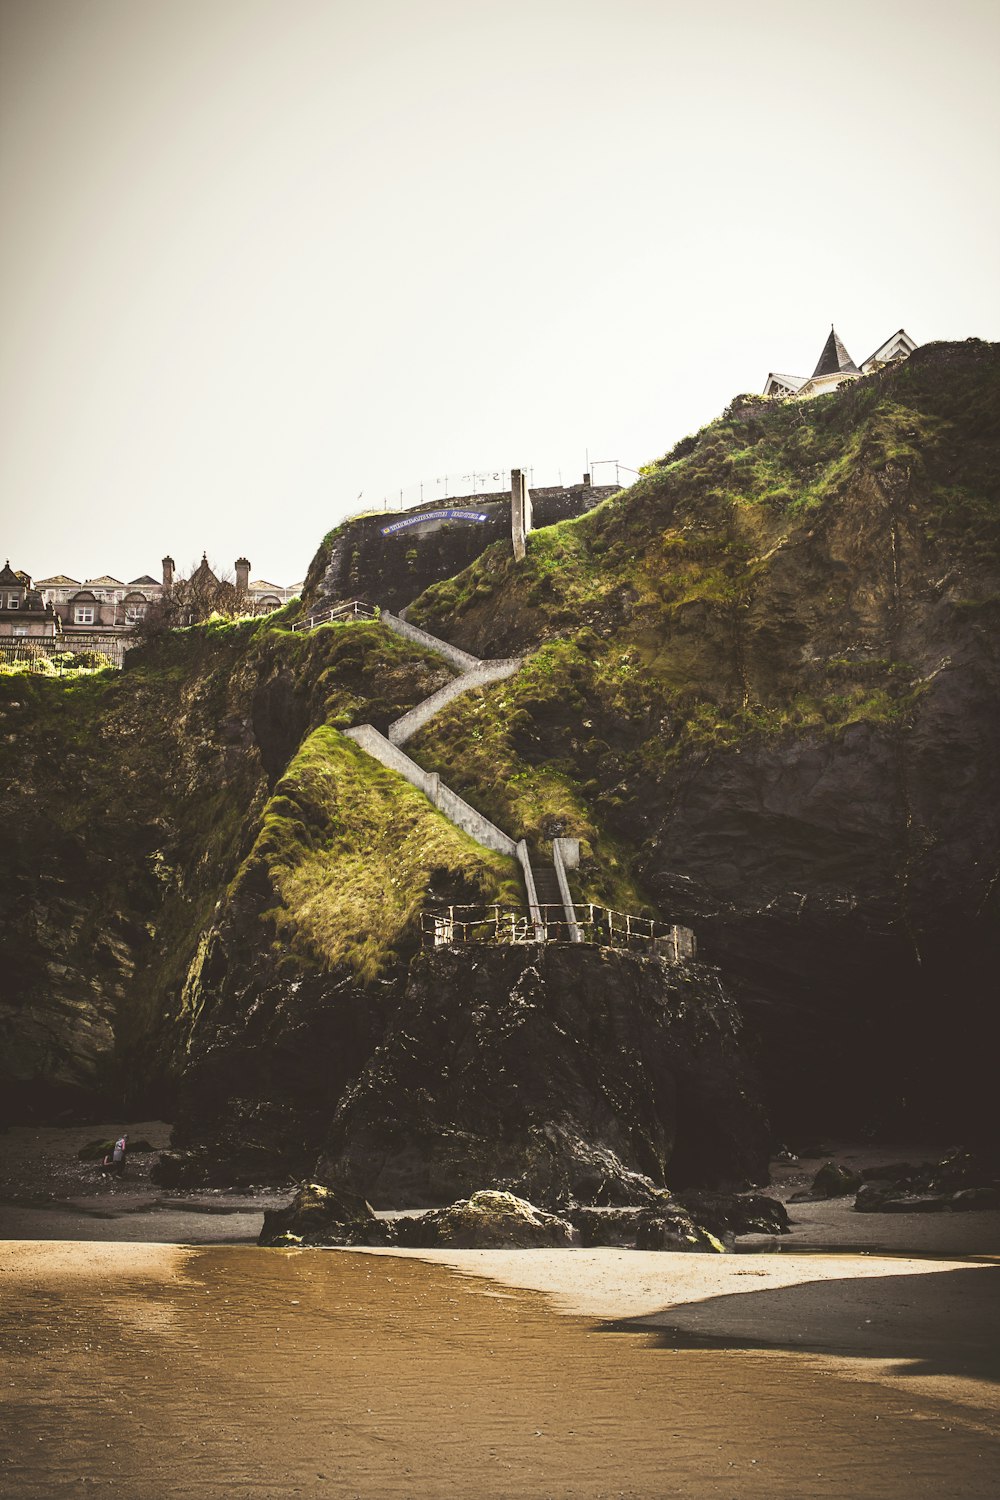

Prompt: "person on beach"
[102,1134,128,1176]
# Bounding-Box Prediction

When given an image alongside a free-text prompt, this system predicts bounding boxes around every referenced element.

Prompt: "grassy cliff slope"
[404,342,1000,1135]
[0,616,514,1122]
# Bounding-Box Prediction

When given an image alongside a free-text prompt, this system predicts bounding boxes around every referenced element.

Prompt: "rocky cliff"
[403,341,1000,1138]
[2,339,996,1183]
[301,483,616,615]
[0,617,512,1124]
[316,944,768,1207]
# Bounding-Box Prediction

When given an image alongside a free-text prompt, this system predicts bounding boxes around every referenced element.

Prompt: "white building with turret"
[764,327,917,400]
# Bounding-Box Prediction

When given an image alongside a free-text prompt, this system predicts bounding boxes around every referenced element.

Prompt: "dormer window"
[74,606,95,625]
[7,595,19,608]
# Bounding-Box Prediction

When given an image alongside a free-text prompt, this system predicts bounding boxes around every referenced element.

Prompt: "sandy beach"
[1,1126,998,1497]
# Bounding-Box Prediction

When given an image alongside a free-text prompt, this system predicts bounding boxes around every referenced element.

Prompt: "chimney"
[235,556,250,591]
[162,555,175,588]
[582,472,591,487]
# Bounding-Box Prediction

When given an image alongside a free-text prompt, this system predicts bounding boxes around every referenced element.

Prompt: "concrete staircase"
[335,606,582,938]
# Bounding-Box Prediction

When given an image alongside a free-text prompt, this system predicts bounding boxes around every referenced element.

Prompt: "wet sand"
[2,1240,998,1499]
[2,1128,999,1496]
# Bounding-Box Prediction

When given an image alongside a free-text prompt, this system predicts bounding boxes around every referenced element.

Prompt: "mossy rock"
[793,1161,863,1200]
[634,1205,726,1253]
[258,1181,394,1247]
[395,1190,573,1249]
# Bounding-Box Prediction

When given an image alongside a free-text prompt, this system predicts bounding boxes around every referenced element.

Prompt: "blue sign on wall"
[381,508,491,537]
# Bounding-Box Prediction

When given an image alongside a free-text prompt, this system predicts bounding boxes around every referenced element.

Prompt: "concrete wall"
[343,724,517,860]
[511,469,533,563]
[516,841,545,933]
[388,657,521,745]
[552,837,583,943]
[653,926,698,963]
[380,611,481,672]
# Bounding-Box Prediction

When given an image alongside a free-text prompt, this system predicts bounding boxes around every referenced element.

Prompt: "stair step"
[530,862,564,909]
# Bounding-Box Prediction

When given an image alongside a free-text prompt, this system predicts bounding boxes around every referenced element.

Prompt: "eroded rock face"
[395,1190,573,1249]
[315,944,769,1209]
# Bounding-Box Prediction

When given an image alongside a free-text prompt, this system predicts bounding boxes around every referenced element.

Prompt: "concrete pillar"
[511,469,534,562]
[235,557,250,591]
[162,556,175,588]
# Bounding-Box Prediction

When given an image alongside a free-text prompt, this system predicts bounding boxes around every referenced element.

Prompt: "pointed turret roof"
[0,560,24,587]
[812,326,859,379]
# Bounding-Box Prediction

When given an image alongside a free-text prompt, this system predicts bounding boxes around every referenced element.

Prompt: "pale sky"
[2,0,998,587]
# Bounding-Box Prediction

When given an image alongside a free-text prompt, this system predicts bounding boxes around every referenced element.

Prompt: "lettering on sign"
[380,509,490,537]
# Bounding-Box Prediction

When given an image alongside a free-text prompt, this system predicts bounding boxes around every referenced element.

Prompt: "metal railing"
[288,600,379,632]
[421,904,696,959]
[0,635,128,670]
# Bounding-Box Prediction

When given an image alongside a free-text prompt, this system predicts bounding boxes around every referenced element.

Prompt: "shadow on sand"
[597,1264,1000,1383]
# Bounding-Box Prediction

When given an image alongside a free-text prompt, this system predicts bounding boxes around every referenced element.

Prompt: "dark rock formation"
[673,1189,789,1237]
[258,1181,393,1247]
[853,1147,1000,1214]
[404,343,1000,1143]
[634,1207,725,1252]
[394,1190,573,1248]
[315,944,769,1209]
[571,1206,652,1247]
[570,1199,727,1251]
[792,1161,864,1201]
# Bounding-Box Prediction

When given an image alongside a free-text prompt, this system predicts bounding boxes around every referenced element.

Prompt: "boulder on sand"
[674,1189,789,1238]
[394,1190,573,1249]
[792,1161,862,1201]
[258,1181,394,1247]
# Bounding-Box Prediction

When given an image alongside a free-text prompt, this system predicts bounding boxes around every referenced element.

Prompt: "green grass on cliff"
[410,342,1000,650]
[0,610,495,1094]
[403,343,1000,911]
[237,727,520,981]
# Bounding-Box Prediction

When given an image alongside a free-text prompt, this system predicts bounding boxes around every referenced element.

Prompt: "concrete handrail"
[343,725,517,860]
[379,611,482,673]
[552,837,584,943]
[388,657,521,746]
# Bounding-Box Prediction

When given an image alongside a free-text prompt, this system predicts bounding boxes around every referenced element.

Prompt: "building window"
[125,605,146,622]
[13,626,28,637]
[74,607,95,625]
[7,595,18,608]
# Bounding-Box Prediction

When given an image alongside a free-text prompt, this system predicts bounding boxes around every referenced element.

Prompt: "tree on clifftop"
[131,554,250,638]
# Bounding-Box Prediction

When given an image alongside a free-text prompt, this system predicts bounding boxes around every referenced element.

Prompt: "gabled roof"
[35,574,81,587]
[861,327,917,368]
[84,575,125,587]
[765,371,807,393]
[189,553,219,585]
[249,579,284,591]
[0,560,25,587]
[812,327,859,378]
[129,574,160,586]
